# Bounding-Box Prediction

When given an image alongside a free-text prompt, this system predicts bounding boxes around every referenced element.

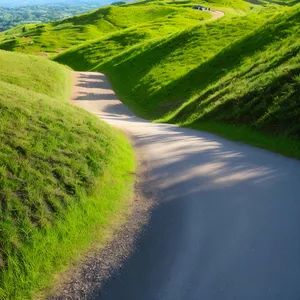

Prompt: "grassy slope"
[166,5,300,156]
[0,2,298,296]
[53,0,249,70]
[0,50,134,299]
[96,7,267,117]
[54,5,211,70]
[0,4,202,56]
[3,0,299,297]
[70,2,298,158]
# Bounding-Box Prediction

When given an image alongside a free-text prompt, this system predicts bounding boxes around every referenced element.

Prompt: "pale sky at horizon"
[0,0,112,6]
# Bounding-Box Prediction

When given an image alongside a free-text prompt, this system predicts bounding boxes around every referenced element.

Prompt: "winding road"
[210,10,225,20]
[71,72,300,300]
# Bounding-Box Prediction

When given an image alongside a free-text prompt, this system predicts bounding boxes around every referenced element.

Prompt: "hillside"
[53,1,300,157]
[168,5,300,138]
[0,50,134,299]
[93,9,268,117]
[53,0,254,70]
[54,6,212,70]
[0,3,210,56]
[1,0,298,156]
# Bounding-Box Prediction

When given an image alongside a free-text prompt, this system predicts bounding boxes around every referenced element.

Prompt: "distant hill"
[0,0,135,32]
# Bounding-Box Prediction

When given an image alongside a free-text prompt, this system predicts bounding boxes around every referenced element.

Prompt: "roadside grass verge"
[187,121,300,159]
[0,50,135,298]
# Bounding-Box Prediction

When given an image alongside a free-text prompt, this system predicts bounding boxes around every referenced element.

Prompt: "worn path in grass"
[70,72,300,300]
[209,10,225,20]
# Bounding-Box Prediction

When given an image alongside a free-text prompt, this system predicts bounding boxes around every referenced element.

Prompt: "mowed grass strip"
[0,50,135,299]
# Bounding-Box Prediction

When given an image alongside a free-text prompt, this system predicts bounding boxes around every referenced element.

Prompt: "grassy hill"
[167,5,300,148]
[94,9,268,117]
[4,0,297,157]
[0,3,210,56]
[0,50,134,299]
[54,6,211,70]
[53,0,255,70]
[53,0,259,106]
[53,1,300,157]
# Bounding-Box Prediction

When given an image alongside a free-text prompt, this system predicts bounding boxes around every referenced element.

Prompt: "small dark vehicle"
[192,5,210,11]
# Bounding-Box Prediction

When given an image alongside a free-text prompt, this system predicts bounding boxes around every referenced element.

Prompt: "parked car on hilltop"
[192,5,210,11]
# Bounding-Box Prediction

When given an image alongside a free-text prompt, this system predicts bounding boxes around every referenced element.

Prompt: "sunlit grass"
[0,3,209,56]
[66,2,300,158]
[0,50,135,298]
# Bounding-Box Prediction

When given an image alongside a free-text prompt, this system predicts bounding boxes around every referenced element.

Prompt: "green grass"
[189,122,300,159]
[164,5,300,146]
[9,0,296,158]
[54,1,300,158]
[0,50,135,299]
[94,8,269,117]
[54,6,211,70]
[0,0,250,57]
[134,7,300,157]
[0,3,208,56]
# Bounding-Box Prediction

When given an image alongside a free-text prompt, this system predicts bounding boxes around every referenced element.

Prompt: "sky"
[0,0,112,6]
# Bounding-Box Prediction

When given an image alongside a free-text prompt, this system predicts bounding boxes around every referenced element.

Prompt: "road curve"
[71,72,300,300]
[210,10,225,20]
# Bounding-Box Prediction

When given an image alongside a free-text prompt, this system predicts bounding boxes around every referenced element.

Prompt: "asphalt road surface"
[71,72,300,300]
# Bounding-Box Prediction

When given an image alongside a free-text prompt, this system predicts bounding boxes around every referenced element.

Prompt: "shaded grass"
[54,6,210,70]
[97,9,268,118]
[167,6,300,140]
[0,3,207,56]
[79,4,300,158]
[0,50,134,298]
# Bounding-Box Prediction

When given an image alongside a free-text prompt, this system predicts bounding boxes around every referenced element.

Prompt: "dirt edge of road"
[41,111,155,298]
[45,141,155,300]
